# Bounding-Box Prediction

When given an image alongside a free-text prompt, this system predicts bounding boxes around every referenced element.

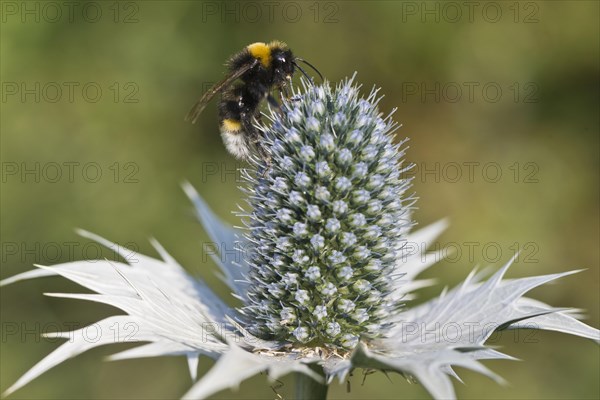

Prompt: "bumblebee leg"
[267,93,286,119]
[280,86,301,103]
[266,94,280,108]
[253,133,272,165]
[241,115,270,165]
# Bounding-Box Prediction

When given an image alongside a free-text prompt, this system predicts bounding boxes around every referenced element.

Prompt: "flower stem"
[294,364,328,400]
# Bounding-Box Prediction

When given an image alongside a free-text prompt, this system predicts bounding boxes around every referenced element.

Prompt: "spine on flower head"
[240,77,414,350]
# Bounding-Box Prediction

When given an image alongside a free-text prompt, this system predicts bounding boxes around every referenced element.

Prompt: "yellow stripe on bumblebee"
[247,42,272,68]
[221,119,242,132]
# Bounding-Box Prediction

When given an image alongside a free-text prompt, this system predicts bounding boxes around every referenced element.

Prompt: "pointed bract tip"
[181,180,199,200]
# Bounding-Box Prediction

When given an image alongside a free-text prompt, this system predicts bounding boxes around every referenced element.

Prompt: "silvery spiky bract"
[2,78,598,400]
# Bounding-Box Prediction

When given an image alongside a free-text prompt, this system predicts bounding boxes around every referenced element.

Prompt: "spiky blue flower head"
[241,77,415,349]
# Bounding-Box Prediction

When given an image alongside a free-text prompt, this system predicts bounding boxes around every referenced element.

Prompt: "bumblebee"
[186,41,322,160]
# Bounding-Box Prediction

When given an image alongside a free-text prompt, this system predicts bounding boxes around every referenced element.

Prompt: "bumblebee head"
[263,41,323,86]
[271,47,295,84]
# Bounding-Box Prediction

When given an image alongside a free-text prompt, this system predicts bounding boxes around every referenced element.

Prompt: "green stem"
[294,364,328,400]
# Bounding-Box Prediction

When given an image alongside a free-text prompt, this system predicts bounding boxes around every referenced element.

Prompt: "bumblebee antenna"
[294,58,324,81]
[293,61,315,84]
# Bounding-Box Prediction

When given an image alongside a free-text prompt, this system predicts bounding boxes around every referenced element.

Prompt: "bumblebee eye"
[273,54,287,66]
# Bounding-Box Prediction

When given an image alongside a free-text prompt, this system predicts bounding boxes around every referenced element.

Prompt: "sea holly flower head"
[241,78,412,349]
[2,77,598,400]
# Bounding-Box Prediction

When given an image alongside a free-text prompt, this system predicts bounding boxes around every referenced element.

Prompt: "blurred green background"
[1,1,598,399]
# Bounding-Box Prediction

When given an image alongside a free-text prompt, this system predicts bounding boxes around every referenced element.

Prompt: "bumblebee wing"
[185,59,259,124]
